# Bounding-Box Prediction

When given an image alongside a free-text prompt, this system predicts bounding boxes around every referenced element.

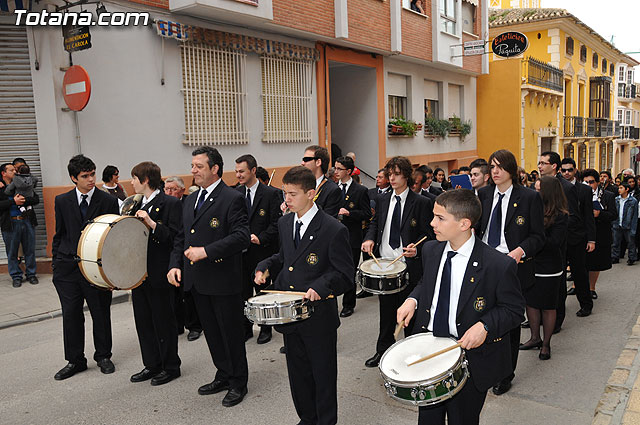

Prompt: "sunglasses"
[302,156,317,163]
[561,168,574,173]
[584,179,596,184]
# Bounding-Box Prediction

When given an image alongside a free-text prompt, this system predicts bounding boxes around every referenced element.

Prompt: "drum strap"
[312,179,327,202]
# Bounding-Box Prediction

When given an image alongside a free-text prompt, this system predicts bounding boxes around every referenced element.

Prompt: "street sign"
[492,31,528,58]
[464,40,486,56]
[62,25,92,53]
[63,65,91,111]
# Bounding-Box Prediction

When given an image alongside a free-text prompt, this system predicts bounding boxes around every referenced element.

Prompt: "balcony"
[621,126,640,140]
[565,117,617,138]
[618,83,637,101]
[522,57,563,92]
[563,116,585,137]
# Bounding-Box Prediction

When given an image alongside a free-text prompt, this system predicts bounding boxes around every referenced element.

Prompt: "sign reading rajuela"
[491,31,528,58]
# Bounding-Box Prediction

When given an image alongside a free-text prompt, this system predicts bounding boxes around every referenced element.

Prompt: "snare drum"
[77,214,149,290]
[379,333,469,406]
[244,293,313,325]
[358,258,409,295]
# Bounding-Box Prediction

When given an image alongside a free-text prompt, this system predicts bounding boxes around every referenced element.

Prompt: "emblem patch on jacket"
[209,218,220,228]
[259,209,266,216]
[516,216,525,226]
[410,218,417,227]
[474,297,486,312]
[349,202,355,209]
[306,253,318,265]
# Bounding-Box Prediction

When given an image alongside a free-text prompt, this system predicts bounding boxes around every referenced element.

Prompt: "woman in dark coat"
[520,176,568,360]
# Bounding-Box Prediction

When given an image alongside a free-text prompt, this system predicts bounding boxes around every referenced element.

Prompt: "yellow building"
[477,8,639,174]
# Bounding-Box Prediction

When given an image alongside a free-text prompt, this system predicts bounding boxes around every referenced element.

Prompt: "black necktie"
[389,195,402,249]
[194,189,207,217]
[487,193,505,248]
[433,251,458,337]
[246,188,252,212]
[294,220,302,248]
[341,183,347,199]
[80,194,88,221]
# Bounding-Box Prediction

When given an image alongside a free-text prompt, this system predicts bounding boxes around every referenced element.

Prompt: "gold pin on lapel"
[513,203,518,207]
[470,277,475,283]
[155,207,160,212]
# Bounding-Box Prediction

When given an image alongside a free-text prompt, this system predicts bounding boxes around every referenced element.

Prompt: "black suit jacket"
[52,188,120,279]
[132,192,182,289]
[364,190,434,283]
[314,177,341,218]
[410,238,525,392]
[368,187,391,212]
[420,188,437,203]
[556,174,584,245]
[574,181,596,242]
[476,184,545,289]
[338,181,371,247]
[428,185,444,196]
[256,209,354,335]
[170,180,250,296]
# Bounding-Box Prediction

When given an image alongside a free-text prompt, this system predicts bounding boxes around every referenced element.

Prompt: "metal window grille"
[261,56,313,144]
[180,43,248,146]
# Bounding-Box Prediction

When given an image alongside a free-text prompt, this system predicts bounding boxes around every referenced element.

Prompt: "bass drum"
[77,214,149,290]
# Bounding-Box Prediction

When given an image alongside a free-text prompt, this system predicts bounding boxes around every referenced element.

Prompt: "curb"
[0,291,131,331]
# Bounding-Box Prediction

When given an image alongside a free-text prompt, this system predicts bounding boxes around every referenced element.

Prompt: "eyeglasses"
[302,156,317,163]
[561,168,574,173]
[537,161,551,166]
[583,179,596,184]
[334,167,347,172]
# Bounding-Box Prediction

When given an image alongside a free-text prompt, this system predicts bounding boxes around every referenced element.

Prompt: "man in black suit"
[168,147,250,407]
[397,189,525,425]
[51,155,119,380]
[301,145,341,218]
[413,168,437,203]
[367,168,392,213]
[255,166,353,425]
[128,162,182,386]
[416,165,443,198]
[334,156,371,317]
[361,156,434,368]
[235,154,282,344]
[476,149,544,396]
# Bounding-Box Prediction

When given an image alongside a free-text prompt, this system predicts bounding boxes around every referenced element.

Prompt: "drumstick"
[261,289,334,299]
[370,251,382,268]
[394,322,404,340]
[268,169,276,186]
[388,235,429,266]
[407,343,462,366]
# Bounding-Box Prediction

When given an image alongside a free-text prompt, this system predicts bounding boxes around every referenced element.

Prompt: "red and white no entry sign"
[62,65,91,111]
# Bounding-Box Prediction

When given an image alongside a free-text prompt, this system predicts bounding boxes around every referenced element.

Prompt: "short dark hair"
[102,165,119,183]
[541,151,561,171]
[335,156,354,173]
[620,182,631,191]
[600,170,612,179]
[450,169,459,175]
[377,168,385,174]
[458,166,471,173]
[282,166,315,192]
[235,154,257,171]
[68,155,96,179]
[435,189,482,226]
[531,170,539,175]
[0,163,12,176]
[12,157,26,166]
[131,161,162,190]
[469,158,489,176]
[561,157,576,168]
[17,164,30,174]
[192,146,223,177]
[582,169,600,181]
[256,166,269,183]
[413,169,426,185]
[489,149,519,185]
[416,165,433,175]
[304,145,330,174]
[384,156,414,187]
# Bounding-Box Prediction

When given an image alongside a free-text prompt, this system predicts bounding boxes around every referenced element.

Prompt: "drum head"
[249,293,304,305]
[100,217,148,290]
[360,258,406,277]
[380,334,461,384]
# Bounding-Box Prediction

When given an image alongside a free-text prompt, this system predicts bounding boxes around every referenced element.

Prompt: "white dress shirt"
[75,187,96,205]
[293,203,319,241]
[315,176,325,190]
[426,235,475,338]
[380,187,409,260]
[141,189,160,211]
[245,180,259,206]
[481,184,513,255]
[194,179,222,210]
[338,178,352,195]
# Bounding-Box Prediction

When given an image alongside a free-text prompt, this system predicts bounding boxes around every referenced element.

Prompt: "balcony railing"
[621,126,640,140]
[523,57,563,92]
[615,120,622,137]
[619,83,637,99]
[566,117,617,137]
[563,116,585,137]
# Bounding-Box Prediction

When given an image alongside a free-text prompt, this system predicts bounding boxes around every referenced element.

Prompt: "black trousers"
[174,285,202,333]
[283,329,338,425]
[241,253,271,333]
[557,239,592,328]
[503,326,520,383]
[191,287,248,389]
[376,281,416,354]
[132,283,181,372]
[418,377,487,425]
[53,275,113,364]
[341,245,361,310]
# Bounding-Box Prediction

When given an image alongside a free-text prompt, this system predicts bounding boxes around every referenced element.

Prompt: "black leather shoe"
[28,276,38,285]
[198,380,230,395]
[339,307,354,318]
[365,353,382,368]
[520,320,529,328]
[356,290,372,299]
[97,358,115,374]
[567,287,576,295]
[492,379,512,396]
[612,258,619,264]
[12,279,21,288]
[576,308,592,317]
[591,290,598,299]
[279,345,287,354]
[222,387,247,407]
[553,326,562,334]
[151,370,180,386]
[54,362,87,380]
[539,346,551,360]
[187,330,202,341]
[628,260,636,266]
[130,368,160,383]
[256,328,272,345]
[519,340,542,350]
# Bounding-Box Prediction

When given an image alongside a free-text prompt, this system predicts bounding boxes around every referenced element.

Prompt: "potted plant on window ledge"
[448,115,472,140]
[388,117,421,137]
[424,116,450,140]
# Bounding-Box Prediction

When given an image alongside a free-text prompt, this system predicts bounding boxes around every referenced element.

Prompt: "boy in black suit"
[361,156,434,368]
[51,155,119,380]
[168,147,250,407]
[235,154,282,344]
[397,189,525,425]
[301,145,341,218]
[334,156,371,317]
[255,166,353,425]
[129,162,182,386]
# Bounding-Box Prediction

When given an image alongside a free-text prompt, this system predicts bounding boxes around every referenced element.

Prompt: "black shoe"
[365,353,382,368]
[539,346,551,360]
[130,368,160,383]
[279,346,286,354]
[520,320,530,329]
[628,260,636,266]
[492,379,512,396]
[187,330,202,341]
[12,279,21,288]
[97,358,115,374]
[257,328,272,345]
[27,276,38,285]
[576,308,592,317]
[340,307,354,318]
[519,339,542,350]
[356,290,372,299]
[198,380,230,395]
[151,370,180,386]
[591,290,598,299]
[54,362,87,380]
[567,287,576,295]
[222,387,247,407]
[612,258,619,264]
[553,326,562,335]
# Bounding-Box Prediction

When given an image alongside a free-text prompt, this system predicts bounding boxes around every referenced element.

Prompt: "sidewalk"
[0,273,130,330]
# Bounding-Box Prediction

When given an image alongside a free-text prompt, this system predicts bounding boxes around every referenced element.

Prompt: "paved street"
[1,261,640,425]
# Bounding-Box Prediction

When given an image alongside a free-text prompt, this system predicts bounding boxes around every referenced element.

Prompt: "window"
[626,110,632,125]
[180,44,248,146]
[589,77,611,119]
[462,1,476,34]
[599,143,607,171]
[566,37,574,56]
[618,109,624,123]
[628,70,634,85]
[403,0,426,15]
[619,66,626,82]
[592,53,598,69]
[610,64,615,77]
[388,73,408,120]
[424,80,441,121]
[579,45,587,63]
[447,83,463,118]
[619,83,626,97]
[602,59,607,73]
[440,0,457,34]
[261,56,313,143]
